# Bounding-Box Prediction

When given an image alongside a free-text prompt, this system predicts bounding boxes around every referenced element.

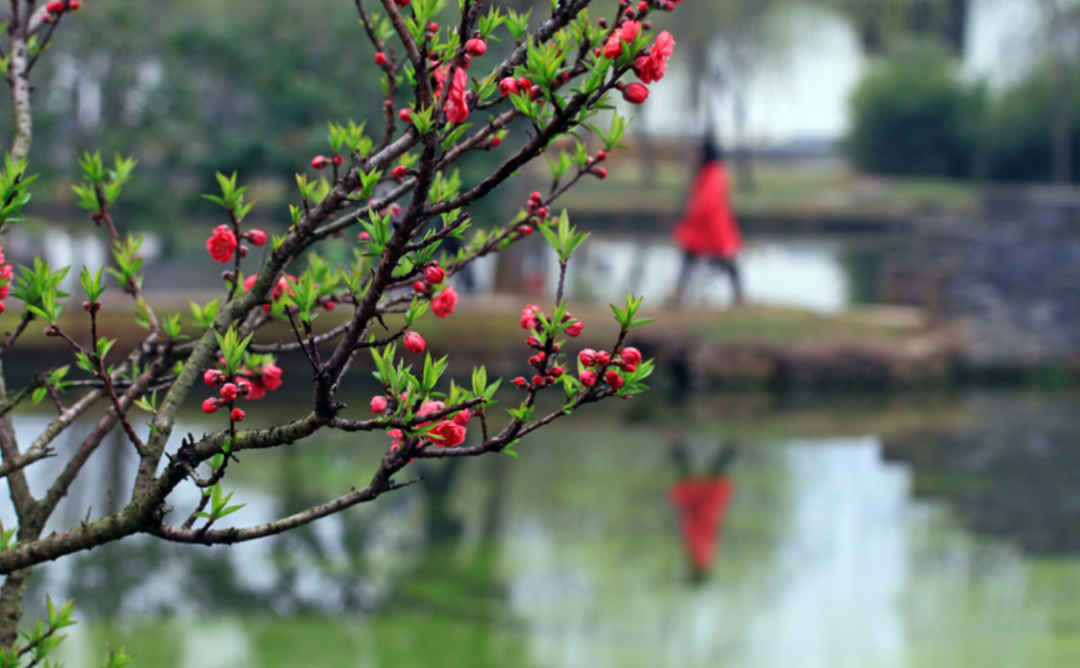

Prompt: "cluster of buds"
[382,397,471,452]
[201,370,249,422]
[498,77,542,100]
[511,304,586,391]
[587,151,609,180]
[311,155,344,170]
[409,262,458,318]
[577,346,641,390]
[43,0,79,20]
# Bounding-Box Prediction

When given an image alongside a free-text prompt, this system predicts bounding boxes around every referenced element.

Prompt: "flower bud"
[466,38,487,57]
[594,167,608,179]
[220,383,239,402]
[399,108,413,122]
[375,52,388,66]
[311,155,330,169]
[231,408,246,422]
[424,265,446,285]
[371,396,388,413]
[622,82,650,104]
[499,78,519,96]
[621,346,643,366]
[595,351,611,367]
[202,397,220,414]
[246,229,267,246]
[404,331,426,354]
[203,369,225,387]
[513,376,529,389]
[579,370,597,387]
[565,320,584,337]
[605,370,625,389]
[579,349,597,367]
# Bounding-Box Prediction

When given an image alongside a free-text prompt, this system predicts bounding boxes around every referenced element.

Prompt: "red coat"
[673,162,742,259]
[669,477,736,572]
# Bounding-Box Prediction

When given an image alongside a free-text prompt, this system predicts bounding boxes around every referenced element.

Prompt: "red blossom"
[311,155,330,170]
[603,20,641,59]
[261,363,283,391]
[428,420,467,447]
[432,286,458,318]
[231,408,246,422]
[444,68,470,124]
[404,331,426,354]
[520,304,543,330]
[375,52,388,66]
[498,78,519,96]
[579,349,597,367]
[202,397,220,414]
[621,347,643,366]
[203,369,224,387]
[220,383,239,401]
[580,370,598,387]
[465,38,487,57]
[371,396,388,413]
[622,82,649,104]
[636,31,675,84]
[206,225,238,263]
[245,229,267,246]
[453,409,471,426]
[565,320,584,337]
[605,370,625,389]
[424,265,446,284]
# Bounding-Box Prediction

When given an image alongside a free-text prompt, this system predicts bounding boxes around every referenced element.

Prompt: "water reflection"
[668,440,738,584]
[26,390,1080,666]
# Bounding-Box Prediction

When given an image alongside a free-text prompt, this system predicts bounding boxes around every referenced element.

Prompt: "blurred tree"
[846,43,986,178]
[5,0,386,228]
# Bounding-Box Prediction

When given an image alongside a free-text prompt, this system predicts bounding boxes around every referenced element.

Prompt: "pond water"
[8,387,1080,667]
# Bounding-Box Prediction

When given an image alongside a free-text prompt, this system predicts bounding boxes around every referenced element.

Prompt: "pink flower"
[432,286,458,318]
[206,225,238,263]
[579,349,597,367]
[595,351,612,367]
[371,396,388,413]
[603,20,641,59]
[621,347,643,366]
[444,68,470,124]
[261,363,283,391]
[204,369,224,387]
[424,265,446,285]
[311,155,330,169]
[230,408,245,422]
[404,331,426,354]
[202,397,220,414]
[579,370,597,387]
[520,304,543,330]
[247,379,266,400]
[565,320,584,337]
[499,78,519,96]
[428,420,467,447]
[453,409,471,426]
[605,370,625,389]
[636,31,675,84]
[219,383,239,401]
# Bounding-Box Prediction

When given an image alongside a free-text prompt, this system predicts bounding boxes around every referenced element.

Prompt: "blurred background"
[5,0,1080,665]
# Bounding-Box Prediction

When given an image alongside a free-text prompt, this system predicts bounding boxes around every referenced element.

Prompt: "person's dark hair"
[702,135,725,165]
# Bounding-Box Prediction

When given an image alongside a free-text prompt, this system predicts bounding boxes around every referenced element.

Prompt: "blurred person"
[672,137,744,305]
[669,439,738,584]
